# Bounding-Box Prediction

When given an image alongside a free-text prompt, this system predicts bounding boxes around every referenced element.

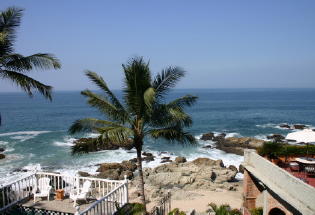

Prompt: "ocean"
[1,88,315,183]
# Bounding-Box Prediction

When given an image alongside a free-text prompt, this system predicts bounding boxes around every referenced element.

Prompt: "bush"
[114,203,145,215]
[258,142,315,158]
[207,203,241,215]
[168,208,186,215]
[250,207,263,215]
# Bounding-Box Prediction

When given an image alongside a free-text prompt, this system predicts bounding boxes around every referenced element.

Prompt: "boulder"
[120,170,133,180]
[0,148,4,152]
[200,132,215,141]
[215,137,264,156]
[97,163,123,172]
[121,160,137,172]
[293,124,307,130]
[78,171,90,177]
[239,164,245,174]
[228,165,238,172]
[175,156,187,164]
[202,145,212,149]
[97,169,120,180]
[267,134,285,142]
[142,152,153,157]
[0,154,5,159]
[279,124,291,129]
[213,134,226,143]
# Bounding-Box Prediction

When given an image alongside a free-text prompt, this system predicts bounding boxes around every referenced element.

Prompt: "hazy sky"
[0,0,314,92]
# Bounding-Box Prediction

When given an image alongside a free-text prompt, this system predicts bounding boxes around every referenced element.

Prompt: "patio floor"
[281,166,315,188]
[21,197,94,214]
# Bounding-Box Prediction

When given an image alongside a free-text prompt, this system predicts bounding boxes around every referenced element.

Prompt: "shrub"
[257,142,315,158]
[168,208,186,215]
[250,207,263,215]
[207,203,241,215]
[114,203,145,215]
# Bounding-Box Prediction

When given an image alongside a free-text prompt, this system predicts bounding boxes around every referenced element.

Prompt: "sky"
[0,0,315,92]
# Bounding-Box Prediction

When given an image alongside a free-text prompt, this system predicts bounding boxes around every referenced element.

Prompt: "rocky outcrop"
[0,148,4,152]
[0,154,5,159]
[175,156,187,164]
[200,132,215,141]
[96,160,137,180]
[129,157,239,203]
[293,124,307,130]
[216,137,264,156]
[72,137,133,154]
[279,124,291,129]
[267,134,285,142]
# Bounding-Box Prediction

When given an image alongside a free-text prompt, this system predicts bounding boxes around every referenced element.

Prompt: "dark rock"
[121,160,137,172]
[162,156,170,160]
[175,156,187,164]
[142,152,153,157]
[200,132,215,141]
[279,124,291,129]
[78,171,90,177]
[210,172,216,181]
[293,124,307,130]
[215,160,225,168]
[202,145,212,149]
[120,170,133,180]
[228,165,238,172]
[0,154,5,159]
[97,169,120,180]
[213,134,225,143]
[160,160,172,163]
[239,164,245,174]
[97,163,123,172]
[129,158,137,163]
[143,155,154,162]
[267,134,285,142]
[0,148,4,152]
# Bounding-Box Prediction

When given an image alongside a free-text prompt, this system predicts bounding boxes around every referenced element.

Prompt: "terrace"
[0,172,129,215]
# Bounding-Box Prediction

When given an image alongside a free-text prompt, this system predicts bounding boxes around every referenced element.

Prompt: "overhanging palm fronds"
[0,7,61,100]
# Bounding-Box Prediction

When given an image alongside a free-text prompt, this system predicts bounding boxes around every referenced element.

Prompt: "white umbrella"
[286,129,315,143]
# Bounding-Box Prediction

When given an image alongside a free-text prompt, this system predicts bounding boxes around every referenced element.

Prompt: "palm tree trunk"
[136,146,147,212]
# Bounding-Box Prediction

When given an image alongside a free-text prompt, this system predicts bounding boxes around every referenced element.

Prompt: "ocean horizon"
[1,88,315,183]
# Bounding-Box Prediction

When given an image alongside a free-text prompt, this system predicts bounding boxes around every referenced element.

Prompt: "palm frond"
[153,67,185,98]
[149,126,196,145]
[0,69,52,100]
[1,53,61,71]
[98,126,133,145]
[68,118,124,134]
[85,70,126,112]
[81,90,129,123]
[122,57,152,116]
[167,95,198,109]
[0,7,23,54]
[143,87,155,110]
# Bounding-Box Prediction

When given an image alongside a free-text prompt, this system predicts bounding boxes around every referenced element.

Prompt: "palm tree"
[69,57,197,211]
[0,7,61,100]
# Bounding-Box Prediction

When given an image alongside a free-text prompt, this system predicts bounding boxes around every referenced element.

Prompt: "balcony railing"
[0,171,128,215]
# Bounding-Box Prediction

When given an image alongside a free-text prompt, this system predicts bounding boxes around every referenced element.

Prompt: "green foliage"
[258,142,315,157]
[168,208,186,215]
[250,207,263,215]
[257,142,284,159]
[115,203,146,215]
[207,203,241,215]
[0,7,61,100]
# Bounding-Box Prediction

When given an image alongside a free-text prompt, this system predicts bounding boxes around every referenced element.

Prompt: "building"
[242,149,315,215]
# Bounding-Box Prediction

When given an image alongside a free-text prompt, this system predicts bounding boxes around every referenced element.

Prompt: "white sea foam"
[0,141,8,145]
[53,137,76,147]
[0,131,51,142]
[254,134,268,141]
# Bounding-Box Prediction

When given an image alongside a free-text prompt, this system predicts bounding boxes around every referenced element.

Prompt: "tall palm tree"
[69,57,197,211]
[0,7,60,126]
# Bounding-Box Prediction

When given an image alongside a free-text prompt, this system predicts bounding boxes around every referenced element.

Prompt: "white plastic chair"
[33,177,52,203]
[70,180,91,206]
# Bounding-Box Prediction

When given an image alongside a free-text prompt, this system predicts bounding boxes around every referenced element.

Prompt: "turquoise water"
[0,89,315,182]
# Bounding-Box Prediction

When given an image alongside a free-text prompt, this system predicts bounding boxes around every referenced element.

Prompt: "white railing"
[0,172,128,214]
[0,173,36,212]
[78,178,128,215]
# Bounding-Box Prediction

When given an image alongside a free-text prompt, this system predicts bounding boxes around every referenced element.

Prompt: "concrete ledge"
[243,149,315,215]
